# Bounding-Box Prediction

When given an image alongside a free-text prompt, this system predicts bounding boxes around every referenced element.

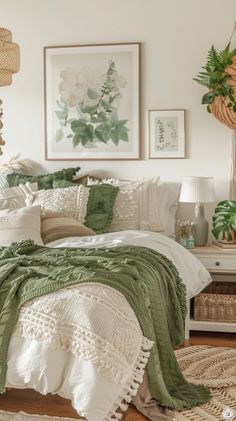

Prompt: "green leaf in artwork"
[94,122,111,143]
[85,124,94,142]
[55,110,68,119]
[71,119,88,134]
[110,120,129,144]
[73,134,81,148]
[119,128,129,142]
[110,129,120,145]
[87,88,100,100]
[100,100,115,112]
[80,104,98,115]
[97,112,107,122]
[71,120,94,148]
[55,129,64,142]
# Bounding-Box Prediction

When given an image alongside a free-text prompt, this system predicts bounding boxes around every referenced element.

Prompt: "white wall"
[1,0,235,215]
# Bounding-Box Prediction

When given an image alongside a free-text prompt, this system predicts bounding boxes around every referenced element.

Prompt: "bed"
[0,172,212,421]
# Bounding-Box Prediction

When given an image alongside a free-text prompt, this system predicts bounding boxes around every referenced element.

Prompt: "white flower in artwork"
[77,66,104,106]
[59,68,84,107]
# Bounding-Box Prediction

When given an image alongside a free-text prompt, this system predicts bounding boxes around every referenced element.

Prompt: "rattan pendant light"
[0,27,20,155]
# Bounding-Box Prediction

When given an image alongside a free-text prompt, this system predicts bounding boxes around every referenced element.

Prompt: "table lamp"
[0,27,20,155]
[179,176,216,246]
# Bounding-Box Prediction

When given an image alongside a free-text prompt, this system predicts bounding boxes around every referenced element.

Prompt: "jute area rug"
[0,346,235,421]
[173,345,236,420]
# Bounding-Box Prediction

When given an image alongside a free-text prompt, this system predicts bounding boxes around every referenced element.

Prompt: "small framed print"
[149,109,186,159]
[44,42,140,160]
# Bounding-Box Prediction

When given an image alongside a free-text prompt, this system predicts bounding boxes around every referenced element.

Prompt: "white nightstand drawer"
[198,256,236,272]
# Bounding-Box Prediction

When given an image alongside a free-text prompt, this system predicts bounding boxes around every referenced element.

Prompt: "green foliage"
[212,200,236,241]
[71,113,129,147]
[55,102,69,125]
[101,60,116,96]
[194,44,236,113]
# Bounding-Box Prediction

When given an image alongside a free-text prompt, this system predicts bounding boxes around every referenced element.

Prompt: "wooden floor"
[0,332,235,420]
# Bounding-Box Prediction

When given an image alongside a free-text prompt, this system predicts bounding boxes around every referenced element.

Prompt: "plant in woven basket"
[194,43,236,113]
[212,200,236,242]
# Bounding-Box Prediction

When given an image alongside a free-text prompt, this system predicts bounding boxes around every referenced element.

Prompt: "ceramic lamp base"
[192,203,208,246]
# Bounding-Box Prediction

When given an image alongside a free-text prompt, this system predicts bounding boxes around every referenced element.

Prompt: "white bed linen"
[7,284,151,421]
[6,230,211,421]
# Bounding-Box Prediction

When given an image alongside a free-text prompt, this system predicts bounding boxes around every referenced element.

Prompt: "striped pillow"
[0,174,9,192]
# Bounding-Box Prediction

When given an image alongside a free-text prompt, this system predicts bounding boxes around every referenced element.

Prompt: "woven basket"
[194,292,236,323]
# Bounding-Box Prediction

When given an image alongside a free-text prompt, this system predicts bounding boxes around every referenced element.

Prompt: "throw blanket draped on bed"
[0,240,210,409]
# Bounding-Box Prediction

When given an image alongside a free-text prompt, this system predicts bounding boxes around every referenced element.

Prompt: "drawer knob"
[215,261,220,266]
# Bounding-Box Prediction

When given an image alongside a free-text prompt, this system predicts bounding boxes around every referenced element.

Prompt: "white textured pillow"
[0,205,43,246]
[32,185,89,224]
[0,182,38,210]
[88,177,162,232]
[157,181,181,238]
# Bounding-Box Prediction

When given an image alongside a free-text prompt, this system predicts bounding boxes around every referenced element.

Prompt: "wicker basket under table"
[194,282,236,323]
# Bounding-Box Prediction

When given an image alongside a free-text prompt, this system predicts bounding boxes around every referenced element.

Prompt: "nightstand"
[189,245,236,334]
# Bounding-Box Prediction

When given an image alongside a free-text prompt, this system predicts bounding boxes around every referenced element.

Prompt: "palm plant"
[212,200,236,241]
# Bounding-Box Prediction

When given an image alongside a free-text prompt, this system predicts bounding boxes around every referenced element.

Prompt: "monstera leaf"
[212,200,236,241]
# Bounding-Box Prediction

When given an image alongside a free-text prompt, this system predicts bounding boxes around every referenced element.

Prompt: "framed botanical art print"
[149,109,186,158]
[44,42,140,160]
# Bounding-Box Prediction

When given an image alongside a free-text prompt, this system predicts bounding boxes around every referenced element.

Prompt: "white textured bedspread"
[6,230,211,421]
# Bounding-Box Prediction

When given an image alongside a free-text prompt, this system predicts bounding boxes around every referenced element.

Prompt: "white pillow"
[157,181,181,238]
[31,185,89,224]
[0,205,43,246]
[0,182,38,209]
[88,177,163,232]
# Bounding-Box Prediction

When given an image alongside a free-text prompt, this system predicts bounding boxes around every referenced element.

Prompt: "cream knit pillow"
[32,185,89,224]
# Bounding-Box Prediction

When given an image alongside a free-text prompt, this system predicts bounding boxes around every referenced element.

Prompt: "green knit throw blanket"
[0,241,211,409]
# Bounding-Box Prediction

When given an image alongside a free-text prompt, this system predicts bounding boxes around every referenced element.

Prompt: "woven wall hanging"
[0,27,20,155]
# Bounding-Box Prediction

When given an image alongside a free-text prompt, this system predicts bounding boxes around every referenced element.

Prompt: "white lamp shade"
[179,176,216,203]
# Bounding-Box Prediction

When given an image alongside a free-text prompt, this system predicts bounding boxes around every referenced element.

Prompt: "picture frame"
[44,42,140,160]
[148,109,186,159]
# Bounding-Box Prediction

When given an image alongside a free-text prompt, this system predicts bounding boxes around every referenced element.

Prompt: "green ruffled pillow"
[53,178,118,234]
[7,167,80,190]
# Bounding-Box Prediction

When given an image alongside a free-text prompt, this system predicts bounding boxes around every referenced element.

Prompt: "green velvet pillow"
[7,167,80,190]
[85,184,119,234]
[53,178,119,234]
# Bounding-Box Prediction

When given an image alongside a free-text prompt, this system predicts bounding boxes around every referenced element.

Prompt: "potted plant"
[194,44,236,119]
[212,200,236,242]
